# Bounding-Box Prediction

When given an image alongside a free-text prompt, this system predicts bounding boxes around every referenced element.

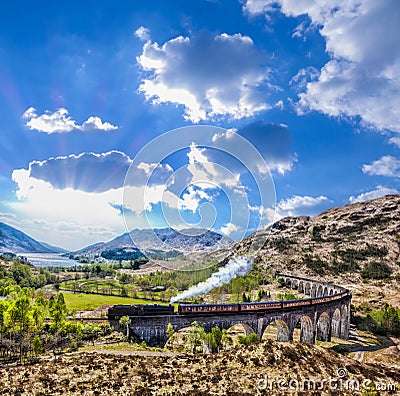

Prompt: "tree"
[204,333,216,354]
[166,323,175,339]
[50,294,67,330]
[32,335,43,356]
[32,304,45,331]
[119,316,131,338]
[7,295,33,362]
[221,329,233,350]
[188,321,206,354]
[0,300,9,338]
[211,326,222,352]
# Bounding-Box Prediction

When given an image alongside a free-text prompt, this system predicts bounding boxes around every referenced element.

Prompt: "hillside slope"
[0,341,398,395]
[228,194,400,279]
[0,222,55,254]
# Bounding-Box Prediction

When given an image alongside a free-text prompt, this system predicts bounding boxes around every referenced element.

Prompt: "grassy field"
[63,292,170,311]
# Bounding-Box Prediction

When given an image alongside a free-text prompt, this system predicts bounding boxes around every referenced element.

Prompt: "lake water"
[21,253,81,268]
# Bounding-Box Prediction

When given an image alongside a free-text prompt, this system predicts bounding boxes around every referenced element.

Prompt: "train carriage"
[178,303,239,315]
[239,301,282,311]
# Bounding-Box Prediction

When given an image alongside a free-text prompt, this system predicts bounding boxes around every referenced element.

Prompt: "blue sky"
[0,0,399,250]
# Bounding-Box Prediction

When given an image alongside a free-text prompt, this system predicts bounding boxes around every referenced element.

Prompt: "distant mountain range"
[74,228,232,257]
[0,221,232,258]
[0,222,64,254]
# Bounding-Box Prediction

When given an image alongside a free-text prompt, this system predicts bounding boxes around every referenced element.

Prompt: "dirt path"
[84,349,178,357]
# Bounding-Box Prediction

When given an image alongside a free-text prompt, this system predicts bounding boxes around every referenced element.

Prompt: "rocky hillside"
[0,222,56,254]
[227,194,400,284]
[76,227,232,257]
[0,341,398,395]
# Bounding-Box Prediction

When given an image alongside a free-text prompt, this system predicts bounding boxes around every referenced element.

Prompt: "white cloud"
[243,0,276,15]
[0,212,20,228]
[256,194,329,225]
[349,185,399,203]
[178,185,213,213]
[244,0,400,133]
[220,222,240,236]
[81,116,118,132]
[136,31,271,122]
[276,195,329,216]
[22,107,118,134]
[362,155,400,178]
[134,26,150,41]
[389,137,400,148]
[186,142,240,188]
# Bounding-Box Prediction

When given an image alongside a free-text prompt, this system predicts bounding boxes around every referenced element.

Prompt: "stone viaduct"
[117,274,351,347]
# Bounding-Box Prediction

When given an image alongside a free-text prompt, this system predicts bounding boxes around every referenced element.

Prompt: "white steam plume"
[170,256,254,304]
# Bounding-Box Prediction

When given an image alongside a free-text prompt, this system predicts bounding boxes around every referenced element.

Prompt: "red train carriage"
[178,303,239,315]
[239,301,282,311]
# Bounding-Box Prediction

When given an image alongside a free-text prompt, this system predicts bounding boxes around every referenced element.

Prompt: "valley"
[1,194,400,394]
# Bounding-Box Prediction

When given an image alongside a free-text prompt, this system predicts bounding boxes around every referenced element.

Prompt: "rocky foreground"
[0,341,399,395]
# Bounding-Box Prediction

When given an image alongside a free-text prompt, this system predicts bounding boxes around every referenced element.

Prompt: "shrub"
[361,262,392,280]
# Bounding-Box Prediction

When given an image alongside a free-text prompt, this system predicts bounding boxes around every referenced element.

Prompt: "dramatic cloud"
[236,121,295,174]
[136,31,272,122]
[362,155,400,178]
[16,151,174,194]
[349,185,399,204]
[22,107,118,134]
[19,151,131,193]
[245,0,400,132]
[9,151,177,249]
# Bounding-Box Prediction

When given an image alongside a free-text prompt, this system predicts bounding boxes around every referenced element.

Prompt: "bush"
[361,262,392,280]
[246,333,259,345]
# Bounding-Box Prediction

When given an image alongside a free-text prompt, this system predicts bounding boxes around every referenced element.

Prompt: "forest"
[0,257,111,363]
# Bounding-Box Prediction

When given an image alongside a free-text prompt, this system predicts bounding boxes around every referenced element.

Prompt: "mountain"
[74,241,106,255]
[0,222,56,254]
[39,241,68,254]
[216,194,400,284]
[75,227,232,257]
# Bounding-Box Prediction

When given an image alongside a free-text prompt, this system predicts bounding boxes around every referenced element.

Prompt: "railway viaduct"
[117,274,351,347]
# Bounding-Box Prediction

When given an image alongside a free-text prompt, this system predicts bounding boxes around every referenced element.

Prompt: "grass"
[80,342,167,353]
[63,292,170,311]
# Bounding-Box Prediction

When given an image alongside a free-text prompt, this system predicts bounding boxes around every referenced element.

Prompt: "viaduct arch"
[116,274,351,347]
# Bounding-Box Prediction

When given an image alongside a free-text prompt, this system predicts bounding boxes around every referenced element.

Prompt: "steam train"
[107,290,350,320]
[108,304,174,320]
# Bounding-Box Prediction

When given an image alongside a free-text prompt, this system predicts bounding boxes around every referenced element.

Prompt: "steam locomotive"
[107,290,350,320]
[108,304,174,320]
